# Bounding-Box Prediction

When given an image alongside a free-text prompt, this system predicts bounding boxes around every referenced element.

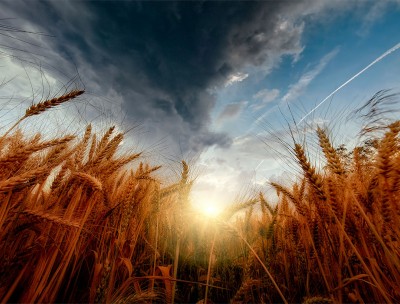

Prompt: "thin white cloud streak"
[252,88,280,110]
[255,159,264,170]
[298,42,400,125]
[282,47,339,103]
[249,48,338,130]
[357,1,400,36]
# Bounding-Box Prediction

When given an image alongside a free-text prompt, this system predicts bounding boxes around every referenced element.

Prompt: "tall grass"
[0,89,399,303]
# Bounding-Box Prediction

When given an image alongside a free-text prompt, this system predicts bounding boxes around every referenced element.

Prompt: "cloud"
[0,1,312,152]
[224,72,249,87]
[191,139,284,206]
[252,88,280,110]
[355,1,400,36]
[282,47,339,103]
[217,101,248,123]
[0,0,366,154]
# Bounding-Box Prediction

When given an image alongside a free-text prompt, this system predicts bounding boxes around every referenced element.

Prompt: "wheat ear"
[25,90,84,117]
[73,172,103,192]
[317,127,345,176]
[270,182,307,216]
[21,209,80,228]
[0,167,49,193]
[96,126,115,154]
[100,152,142,176]
[1,90,84,140]
[377,121,400,231]
[0,135,75,167]
[377,121,400,179]
[294,143,326,201]
[74,124,92,168]
[89,133,124,170]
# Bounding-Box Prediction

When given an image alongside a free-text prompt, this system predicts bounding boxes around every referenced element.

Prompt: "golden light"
[200,202,222,218]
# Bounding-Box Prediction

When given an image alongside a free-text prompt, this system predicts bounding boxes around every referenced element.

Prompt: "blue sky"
[213,5,400,133]
[194,2,400,208]
[1,1,400,210]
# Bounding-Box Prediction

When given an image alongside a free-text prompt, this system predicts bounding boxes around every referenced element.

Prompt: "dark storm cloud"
[0,0,341,153]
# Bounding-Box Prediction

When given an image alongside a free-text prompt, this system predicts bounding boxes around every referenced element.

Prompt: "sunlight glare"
[201,202,222,218]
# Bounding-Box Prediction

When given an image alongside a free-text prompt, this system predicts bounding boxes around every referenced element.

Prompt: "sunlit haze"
[198,201,223,218]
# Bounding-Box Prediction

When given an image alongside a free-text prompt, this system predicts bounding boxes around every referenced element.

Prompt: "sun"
[200,202,222,218]
[191,192,224,218]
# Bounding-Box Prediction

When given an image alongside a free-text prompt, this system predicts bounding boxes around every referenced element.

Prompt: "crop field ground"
[0,89,399,303]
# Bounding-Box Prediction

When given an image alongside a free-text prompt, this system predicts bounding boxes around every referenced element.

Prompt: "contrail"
[298,42,400,125]
[255,159,264,171]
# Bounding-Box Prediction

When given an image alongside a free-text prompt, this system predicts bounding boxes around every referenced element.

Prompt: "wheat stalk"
[1,90,84,140]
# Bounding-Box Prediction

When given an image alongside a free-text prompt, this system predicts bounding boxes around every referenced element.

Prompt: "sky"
[1,0,400,210]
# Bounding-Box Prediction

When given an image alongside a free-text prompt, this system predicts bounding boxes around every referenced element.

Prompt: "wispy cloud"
[251,88,280,111]
[282,47,340,103]
[357,1,400,36]
[217,101,248,123]
[298,42,400,125]
[225,72,249,87]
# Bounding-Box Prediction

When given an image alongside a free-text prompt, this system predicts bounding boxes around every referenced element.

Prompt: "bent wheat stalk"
[1,90,84,139]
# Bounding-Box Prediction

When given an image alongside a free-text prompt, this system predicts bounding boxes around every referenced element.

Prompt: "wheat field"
[0,90,399,303]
